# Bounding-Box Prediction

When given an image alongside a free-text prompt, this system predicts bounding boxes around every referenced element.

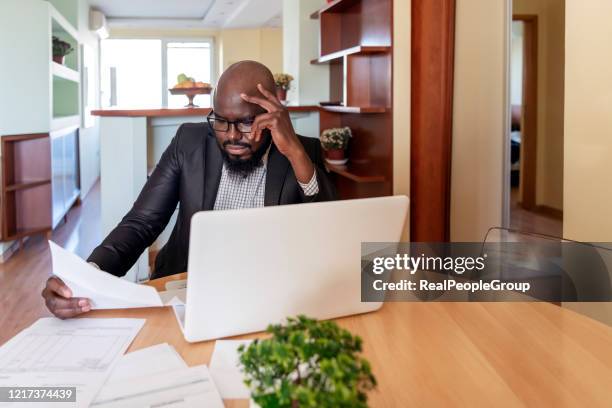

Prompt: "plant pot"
[275,87,287,101]
[53,55,65,65]
[325,148,345,160]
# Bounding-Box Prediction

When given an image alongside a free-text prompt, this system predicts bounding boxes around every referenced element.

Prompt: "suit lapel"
[202,128,223,210]
[265,144,290,206]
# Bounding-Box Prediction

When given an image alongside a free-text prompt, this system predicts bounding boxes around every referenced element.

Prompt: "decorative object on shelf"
[320,126,352,165]
[273,73,294,102]
[52,36,73,65]
[238,315,377,408]
[170,73,212,108]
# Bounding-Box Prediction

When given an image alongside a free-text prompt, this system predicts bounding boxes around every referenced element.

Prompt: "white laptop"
[173,195,409,343]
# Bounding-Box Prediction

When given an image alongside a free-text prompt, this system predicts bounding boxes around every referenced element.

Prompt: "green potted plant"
[239,315,376,408]
[52,36,74,65]
[273,73,294,102]
[320,127,352,164]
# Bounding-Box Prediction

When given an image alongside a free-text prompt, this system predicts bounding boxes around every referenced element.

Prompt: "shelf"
[311,45,391,64]
[51,115,79,131]
[51,62,79,82]
[6,180,51,192]
[326,163,386,183]
[310,0,361,19]
[320,105,387,114]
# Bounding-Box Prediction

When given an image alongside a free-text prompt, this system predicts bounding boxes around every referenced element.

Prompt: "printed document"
[91,365,223,408]
[0,318,144,408]
[49,241,166,309]
[103,343,187,383]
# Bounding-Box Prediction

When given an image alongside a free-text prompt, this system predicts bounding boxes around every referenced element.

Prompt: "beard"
[220,131,272,177]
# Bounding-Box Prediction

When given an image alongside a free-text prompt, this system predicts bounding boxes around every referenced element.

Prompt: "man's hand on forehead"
[240,83,316,185]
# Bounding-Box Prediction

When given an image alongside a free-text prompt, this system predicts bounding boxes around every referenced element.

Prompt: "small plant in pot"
[273,73,294,102]
[52,36,74,65]
[239,315,376,408]
[320,126,352,165]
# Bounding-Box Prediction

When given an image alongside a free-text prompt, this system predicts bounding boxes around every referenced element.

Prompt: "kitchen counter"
[91,105,321,117]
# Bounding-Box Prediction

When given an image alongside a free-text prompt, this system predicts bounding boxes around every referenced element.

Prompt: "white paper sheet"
[49,241,164,309]
[104,343,187,383]
[91,365,224,408]
[0,318,145,408]
[209,340,253,399]
[165,279,187,290]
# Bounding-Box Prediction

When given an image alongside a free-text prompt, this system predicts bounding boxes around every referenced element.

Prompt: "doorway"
[508,2,565,237]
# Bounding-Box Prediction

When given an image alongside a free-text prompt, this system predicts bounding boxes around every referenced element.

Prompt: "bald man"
[42,61,335,319]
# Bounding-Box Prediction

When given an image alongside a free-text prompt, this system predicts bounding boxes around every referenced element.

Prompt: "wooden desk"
[86,273,612,407]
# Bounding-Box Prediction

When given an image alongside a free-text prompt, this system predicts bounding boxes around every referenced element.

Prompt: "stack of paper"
[49,241,185,309]
[92,343,223,408]
[0,318,145,408]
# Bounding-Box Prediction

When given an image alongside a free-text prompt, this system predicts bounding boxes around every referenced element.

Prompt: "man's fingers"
[240,93,276,112]
[46,294,90,312]
[53,307,84,320]
[257,83,283,106]
[250,113,275,142]
[47,276,72,298]
[253,117,278,143]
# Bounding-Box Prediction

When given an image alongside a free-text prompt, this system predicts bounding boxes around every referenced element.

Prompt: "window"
[166,41,212,108]
[101,39,162,108]
[101,38,213,109]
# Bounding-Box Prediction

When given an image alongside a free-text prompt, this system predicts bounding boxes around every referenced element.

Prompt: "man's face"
[211,96,271,174]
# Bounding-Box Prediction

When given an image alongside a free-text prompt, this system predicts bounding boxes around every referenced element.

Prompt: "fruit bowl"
[169,86,213,108]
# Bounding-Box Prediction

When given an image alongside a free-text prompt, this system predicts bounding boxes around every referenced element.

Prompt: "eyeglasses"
[207,111,254,134]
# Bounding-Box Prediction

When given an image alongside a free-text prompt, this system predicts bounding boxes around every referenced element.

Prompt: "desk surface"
[86,273,611,408]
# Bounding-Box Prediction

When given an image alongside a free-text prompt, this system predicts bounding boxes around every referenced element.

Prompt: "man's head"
[210,60,276,175]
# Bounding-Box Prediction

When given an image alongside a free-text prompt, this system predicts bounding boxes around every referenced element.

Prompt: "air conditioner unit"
[89,9,109,39]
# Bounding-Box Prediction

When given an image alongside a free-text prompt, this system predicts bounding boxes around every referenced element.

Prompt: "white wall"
[393,0,411,202]
[450,0,508,241]
[564,0,612,242]
[282,0,328,137]
[78,0,101,198]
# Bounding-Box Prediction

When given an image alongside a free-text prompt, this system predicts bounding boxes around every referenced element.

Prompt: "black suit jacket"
[88,122,336,279]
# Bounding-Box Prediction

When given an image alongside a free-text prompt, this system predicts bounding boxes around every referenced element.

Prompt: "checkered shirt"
[213,160,319,210]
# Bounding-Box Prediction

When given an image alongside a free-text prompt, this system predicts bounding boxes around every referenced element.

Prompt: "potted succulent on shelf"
[320,126,352,165]
[238,315,377,408]
[273,73,294,102]
[52,36,74,65]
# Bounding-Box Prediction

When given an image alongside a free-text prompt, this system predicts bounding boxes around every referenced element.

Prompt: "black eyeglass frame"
[206,110,255,134]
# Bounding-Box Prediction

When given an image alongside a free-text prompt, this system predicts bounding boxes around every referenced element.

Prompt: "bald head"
[213,60,276,120]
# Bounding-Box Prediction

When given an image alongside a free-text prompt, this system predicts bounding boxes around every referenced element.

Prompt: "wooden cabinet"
[311,0,393,199]
[1,130,80,242]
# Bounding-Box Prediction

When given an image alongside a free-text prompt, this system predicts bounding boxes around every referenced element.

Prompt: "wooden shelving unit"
[320,105,387,114]
[1,134,53,241]
[312,0,393,198]
[0,2,81,245]
[310,45,391,64]
[310,0,362,19]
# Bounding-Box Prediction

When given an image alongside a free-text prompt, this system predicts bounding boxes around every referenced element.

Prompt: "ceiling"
[88,0,282,29]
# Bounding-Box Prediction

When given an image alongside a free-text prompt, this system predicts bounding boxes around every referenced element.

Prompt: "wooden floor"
[510,188,563,237]
[0,182,102,346]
